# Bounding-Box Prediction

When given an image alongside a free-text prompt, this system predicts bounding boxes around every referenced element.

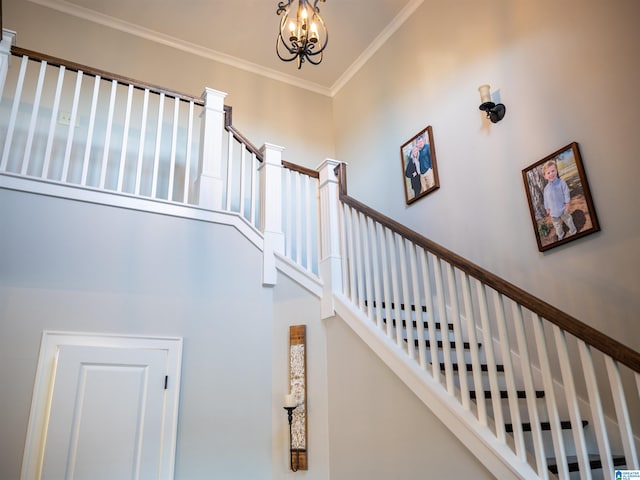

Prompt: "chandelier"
[276,0,329,69]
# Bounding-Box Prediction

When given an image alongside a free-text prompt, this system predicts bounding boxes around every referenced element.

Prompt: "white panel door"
[40,345,168,480]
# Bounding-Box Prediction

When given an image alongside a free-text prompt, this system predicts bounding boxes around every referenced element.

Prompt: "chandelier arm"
[275,0,328,68]
[304,52,323,65]
[276,0,293,16]
[277,36,301,62]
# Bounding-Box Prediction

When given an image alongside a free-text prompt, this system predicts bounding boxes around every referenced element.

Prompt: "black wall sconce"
[478,84,506,123]
[284,394,301,471]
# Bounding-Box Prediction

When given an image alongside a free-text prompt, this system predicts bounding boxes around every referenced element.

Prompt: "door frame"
[20,331,183,480]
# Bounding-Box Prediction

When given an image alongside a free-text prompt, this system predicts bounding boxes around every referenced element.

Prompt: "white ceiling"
[31,0,422,96]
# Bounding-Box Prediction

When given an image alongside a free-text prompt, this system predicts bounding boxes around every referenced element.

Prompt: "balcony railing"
[0,39,319,278]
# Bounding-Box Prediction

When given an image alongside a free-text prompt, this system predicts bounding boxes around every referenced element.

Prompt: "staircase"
[328,163,640,479]
[1,32,639,480]
[388,306,628,477]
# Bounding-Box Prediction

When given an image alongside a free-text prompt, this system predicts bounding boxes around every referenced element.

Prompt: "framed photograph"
[400,125,439,205]
[522,142,600,252]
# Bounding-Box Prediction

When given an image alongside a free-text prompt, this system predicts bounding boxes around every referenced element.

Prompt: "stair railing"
[0,46,209,206]
[0,39,320,281]
[333,163,639,480]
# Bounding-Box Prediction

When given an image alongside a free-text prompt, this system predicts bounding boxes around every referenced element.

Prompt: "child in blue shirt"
[542,159,577,241]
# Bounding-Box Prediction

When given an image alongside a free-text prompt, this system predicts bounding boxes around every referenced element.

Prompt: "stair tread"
[366,300,427,312]
[412,339,478,349]
[505,420,588,433]
[469,390,545,400]
[439,362,504,372]
[547,454,626,473]
[383,317,454,331]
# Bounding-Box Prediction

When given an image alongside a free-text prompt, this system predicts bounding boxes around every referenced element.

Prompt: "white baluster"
[476,283,504,442]
[533,314,569,479]
[1,54,28,171]
[42,65,65,179]
[249,153,258,226]
[295,171,303,265]
[150,92,164,197]
[361,215,374,322]
[23,60,47,176]
[81,75,101,186]
[167,96,180,200]
[578,342,614,480]
[447,263,468,408]
[420,250,440,381]
[398,238,414,359]
[553,326,591,478]
[493,292,525,460]
[433,257,453,394]
[408,243,426,369]
[368,217,384,330]
[182,100,195,203]
[61,70,83,182]
[461,274,487,426]
[353,211,365,311]
[377,225,393,338]
[387,232,403,347]
[605,357,639,470]
[512,304,548,478]
[99,79,117,189]
[116,84,134,192]
[344,205,356,303]
[225,131,234,210]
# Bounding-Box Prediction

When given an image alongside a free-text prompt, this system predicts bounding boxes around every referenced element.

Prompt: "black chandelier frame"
[276,0,329,69]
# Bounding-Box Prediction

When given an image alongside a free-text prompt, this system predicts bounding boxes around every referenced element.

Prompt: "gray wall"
[325,315,496,480]
[332,0,640,351]
[0,188,273,479]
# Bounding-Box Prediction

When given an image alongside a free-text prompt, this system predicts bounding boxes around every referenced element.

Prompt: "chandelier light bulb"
[276,0,329,69]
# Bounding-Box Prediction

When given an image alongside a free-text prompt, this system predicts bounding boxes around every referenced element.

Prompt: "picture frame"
[400,125,439,205]
[522,142,600,252]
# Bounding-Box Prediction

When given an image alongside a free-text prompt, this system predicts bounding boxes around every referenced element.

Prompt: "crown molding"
[26,0,333,96]
[330,0,424,96]
[26,0,422,98]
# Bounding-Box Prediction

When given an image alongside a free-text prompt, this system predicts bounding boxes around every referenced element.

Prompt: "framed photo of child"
[522,142,600,252]
[400,125,440,205]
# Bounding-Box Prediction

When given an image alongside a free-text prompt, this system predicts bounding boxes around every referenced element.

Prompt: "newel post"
[195,87,227,209]
[259,143,285,286]
[317,158,343,318]
[0,29,16,99]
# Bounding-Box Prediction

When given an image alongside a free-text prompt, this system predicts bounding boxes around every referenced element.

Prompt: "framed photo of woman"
[400,125,439,205]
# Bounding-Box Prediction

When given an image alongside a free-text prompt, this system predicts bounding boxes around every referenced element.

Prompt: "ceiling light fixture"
[276,0,328,69]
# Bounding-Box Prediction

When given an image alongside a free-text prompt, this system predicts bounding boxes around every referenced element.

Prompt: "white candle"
[478,84,492,104]
[284,394,296,408]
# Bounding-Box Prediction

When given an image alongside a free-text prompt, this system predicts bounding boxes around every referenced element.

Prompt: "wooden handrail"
[223,105,263,161]
[282,160,319,178]
[335,163,640,373]
[11,46,204,105]
[223,106,318,178]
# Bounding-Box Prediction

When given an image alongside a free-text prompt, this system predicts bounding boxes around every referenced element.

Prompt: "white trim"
[0,172,264,251]
[333,292,540,480]
[20,331,183,480]
[25,0,423,98]
[329,0,425,96]
[275,252,323,298]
